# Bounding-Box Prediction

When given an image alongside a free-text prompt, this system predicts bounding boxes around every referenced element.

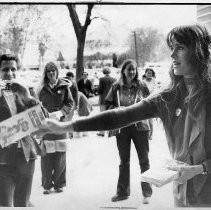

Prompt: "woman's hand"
[167,163,203,184]
[34,119,73,137]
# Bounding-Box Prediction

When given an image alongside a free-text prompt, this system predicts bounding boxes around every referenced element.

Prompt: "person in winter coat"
[0,54,40,207]
[38,62,73,194]
[64,71,78,109]
[97,67,116,137]
[37,24,211,207]
[77,72,93,98]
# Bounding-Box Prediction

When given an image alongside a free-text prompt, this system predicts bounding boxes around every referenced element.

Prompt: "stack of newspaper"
[141,160,181,187]
[141,168,179,187]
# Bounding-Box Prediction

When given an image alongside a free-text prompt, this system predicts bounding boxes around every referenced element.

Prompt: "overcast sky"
[23,4,197,65]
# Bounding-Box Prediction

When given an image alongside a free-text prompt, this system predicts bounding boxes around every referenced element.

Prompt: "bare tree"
[37,34,51,71]
[0,5,47,66]
[67,4,94,81]
[127,27,164,66]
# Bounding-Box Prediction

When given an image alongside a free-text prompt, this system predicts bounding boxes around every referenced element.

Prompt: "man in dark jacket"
[97,67,116,136]
[64,71,78,109]
[0,54,39,206]
[77,72,93,98]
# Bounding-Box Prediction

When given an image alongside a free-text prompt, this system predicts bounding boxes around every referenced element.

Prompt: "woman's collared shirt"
[119,82,139,107]
[104,79,150,131]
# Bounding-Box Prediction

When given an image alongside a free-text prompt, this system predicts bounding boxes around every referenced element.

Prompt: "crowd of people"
[0,23,211,208]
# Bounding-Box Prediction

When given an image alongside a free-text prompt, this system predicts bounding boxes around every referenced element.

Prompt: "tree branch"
[67,4,82,39]
[91,16,100,21]
[83,4,94,31]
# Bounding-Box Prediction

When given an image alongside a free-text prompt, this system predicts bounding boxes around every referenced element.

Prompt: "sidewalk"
[30,107,174,210]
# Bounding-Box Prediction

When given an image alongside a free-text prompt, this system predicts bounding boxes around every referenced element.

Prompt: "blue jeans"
[0,150,35,207]
[116,125,152,197]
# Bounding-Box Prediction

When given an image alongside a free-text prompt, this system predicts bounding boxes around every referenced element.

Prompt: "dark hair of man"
[0,54,19,67]
[66,71,74,78]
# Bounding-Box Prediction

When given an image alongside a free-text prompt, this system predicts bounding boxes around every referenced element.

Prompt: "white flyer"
[0,104,45,148]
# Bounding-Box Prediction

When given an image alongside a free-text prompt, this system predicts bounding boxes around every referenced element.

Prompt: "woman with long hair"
[142,68,156,93]
[142,68,157,140]
[37,24,211,207]
[38,62,73,194]
[104,59,152,204]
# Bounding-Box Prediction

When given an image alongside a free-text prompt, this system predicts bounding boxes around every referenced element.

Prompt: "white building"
[197,5,211,32]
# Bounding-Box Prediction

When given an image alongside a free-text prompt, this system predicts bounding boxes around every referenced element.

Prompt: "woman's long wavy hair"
[161,24,211,121]
[142,68,156,80]
[37,62,59,96]
[120,59,139,84]
[119,59,148,96]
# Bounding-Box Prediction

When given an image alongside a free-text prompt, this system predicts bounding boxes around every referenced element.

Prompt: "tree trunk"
[67,4,94,81]
[39,54,42,71]
[76,37,85,81]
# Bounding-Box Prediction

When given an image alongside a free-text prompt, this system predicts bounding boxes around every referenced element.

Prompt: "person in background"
[37,24,211,207]
[104,59,152,204]
[38,62,73,194]
[142,68,157,140]
[142,68,156,93]
[0,54,40,207]
[97,67,116,137]
[64,72,92,138]
[64,71,78,110]
[63,71,78,138]
[93,71,100,95]
[75,91,93,138]
[77,72,93,98]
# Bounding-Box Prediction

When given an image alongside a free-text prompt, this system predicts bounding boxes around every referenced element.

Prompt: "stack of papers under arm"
[141,168,179,187]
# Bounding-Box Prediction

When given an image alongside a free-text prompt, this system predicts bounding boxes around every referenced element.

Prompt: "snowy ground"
[30,106,175,210]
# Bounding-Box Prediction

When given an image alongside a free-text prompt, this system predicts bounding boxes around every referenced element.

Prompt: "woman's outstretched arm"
[37,97,159,135]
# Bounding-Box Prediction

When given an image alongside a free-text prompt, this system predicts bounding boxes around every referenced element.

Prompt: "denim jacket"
[104,79,150,131]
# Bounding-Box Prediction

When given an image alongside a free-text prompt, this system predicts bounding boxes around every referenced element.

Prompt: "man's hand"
[0,80,6,89]
[0,80,6,96]
[49,111,62,121]
[10,82,32,104]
